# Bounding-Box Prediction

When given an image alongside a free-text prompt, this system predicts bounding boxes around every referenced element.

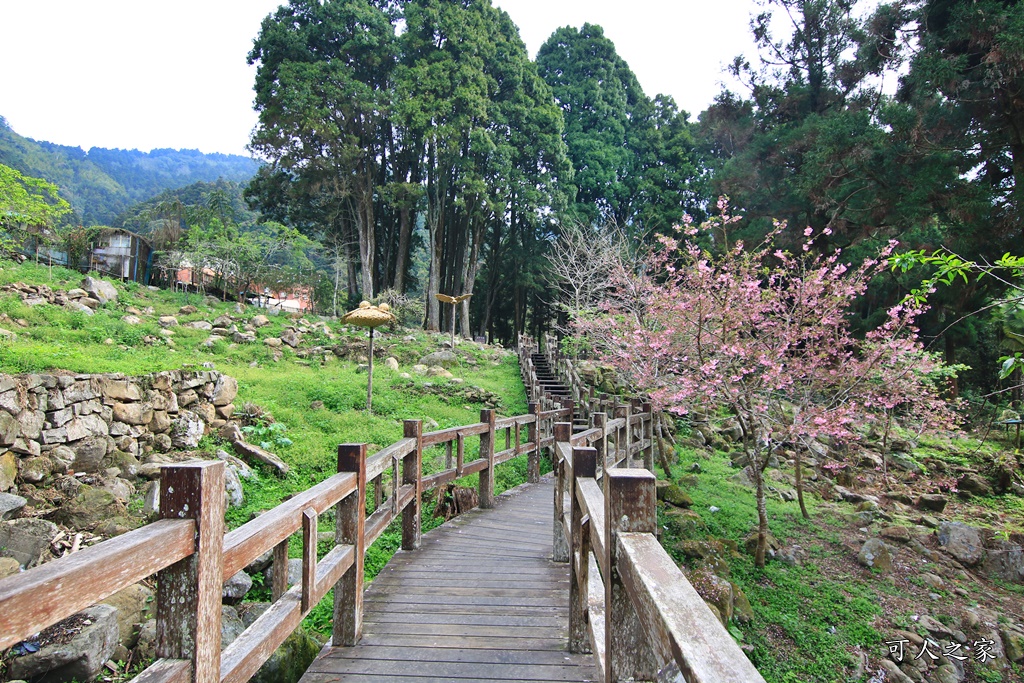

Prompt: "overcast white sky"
[0,0,760,157]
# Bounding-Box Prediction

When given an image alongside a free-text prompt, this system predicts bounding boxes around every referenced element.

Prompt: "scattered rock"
[223,570,254,604]
[419,350,458,368]
[158,315,178,327]
[937,522,985,567]
[0,556,20,578]
[171,410,206,449]
[100,583,154,649]
[252,315,270,328]
[8,604,119,683]
[384,357,400,371]
[224,464,244,507]
[916,494,947,512]
[879,526,912,544]
[0,517,60,567]
[857,538,892,572]
[0,492,26,519]
[982,541,1024,583]
[82,276,118,304]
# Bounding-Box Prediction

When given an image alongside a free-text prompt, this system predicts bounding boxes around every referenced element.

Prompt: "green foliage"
[241,421,293,451]
[0,119,257,225]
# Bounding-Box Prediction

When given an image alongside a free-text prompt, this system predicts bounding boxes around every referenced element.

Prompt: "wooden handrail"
[550,418,765,683]
[0,518,195,650]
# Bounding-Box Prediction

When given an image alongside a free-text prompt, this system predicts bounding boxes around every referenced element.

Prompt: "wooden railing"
[552,421,765,683]
[0,404,573,683]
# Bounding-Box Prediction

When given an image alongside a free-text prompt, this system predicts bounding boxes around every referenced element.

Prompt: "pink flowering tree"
[575,203,958,568]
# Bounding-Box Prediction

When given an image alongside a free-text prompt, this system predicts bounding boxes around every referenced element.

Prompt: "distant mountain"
[0,117,260,226]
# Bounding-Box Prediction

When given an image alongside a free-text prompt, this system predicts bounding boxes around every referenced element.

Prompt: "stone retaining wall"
[0,369,238,492]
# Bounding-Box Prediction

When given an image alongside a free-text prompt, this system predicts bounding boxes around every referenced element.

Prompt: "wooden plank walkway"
[300,477,598,683]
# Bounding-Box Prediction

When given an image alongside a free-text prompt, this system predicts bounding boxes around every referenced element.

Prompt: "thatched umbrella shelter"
[341,301,397,411]
[435,293,472,350]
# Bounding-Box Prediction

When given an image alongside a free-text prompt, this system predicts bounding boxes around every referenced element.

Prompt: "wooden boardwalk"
[299,477,598,683]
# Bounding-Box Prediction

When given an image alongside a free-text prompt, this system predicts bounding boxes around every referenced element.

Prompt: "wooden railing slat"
[222,471,356,579]
[618,533,767,683]
[129,659,192,683]
[366,437,415,480]
[220,590,301,683]
[0,518,195,651]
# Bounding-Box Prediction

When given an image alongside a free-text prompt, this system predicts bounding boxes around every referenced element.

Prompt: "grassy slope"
[0,260,536,636]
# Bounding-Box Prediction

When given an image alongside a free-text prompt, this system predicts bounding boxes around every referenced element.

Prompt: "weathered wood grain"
[128,659,192,683]
[0,518,193,650]
[222,471,356,579]
[618,533,767,683]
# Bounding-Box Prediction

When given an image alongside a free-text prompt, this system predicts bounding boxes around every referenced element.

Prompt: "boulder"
[0,492,27,519]
[0,556,20,578]
[171,410,206,449]
[233,440,290,476]
[99,379,142,402]
[121,315,142,325]
[0,518,60,567]
[280,329,301,348]
[656,483,693,508]
[0,411,19,447]
[937,522,985,567]
[419,350,458,368]
[857,538,892,572]
[71,436,109,473]
[384,357,400,371]
[264,337,283,348]
[211,375,238,406]
[82,276,118,304]
[158,315,178,327]
[113,402,153,426]
[223,570,253,604]
[266,557,303,587]
[0,451,17,490]
[233,331,257,344]
[956,472,992,497]
[879,526,912,544]
[56,486,124,531]
[221,606,246,649]
[18,456,52,483]
[252,315,270,328]
[224,464,244,507]
[981,541,1024,583]
[916,494,947,512]
[1002,628,1024,663]
[100,583,154,649]
[8,604,119,683]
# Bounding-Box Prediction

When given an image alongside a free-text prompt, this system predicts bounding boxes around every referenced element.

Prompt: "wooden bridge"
[0,338,765,683]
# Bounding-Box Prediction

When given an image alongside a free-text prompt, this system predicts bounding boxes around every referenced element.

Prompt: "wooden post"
[605,469,658,683]
[366,328,374,412]
[479,409,496,509]
[527,402,541,484]
[402,420,423,550]
[271,540,288,601]
[593,412,607,474]
[641,402,654,471]
[301,508,317,613]
[552,421,572,563]
[570,447,597,653]
[614,402,630,467]
[334,443,366,647]
[156,461,225,683]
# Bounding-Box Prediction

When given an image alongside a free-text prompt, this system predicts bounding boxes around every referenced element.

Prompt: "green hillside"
[0,117,259,226]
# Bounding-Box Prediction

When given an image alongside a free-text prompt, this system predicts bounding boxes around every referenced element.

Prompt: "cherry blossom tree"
[575,203,958,568]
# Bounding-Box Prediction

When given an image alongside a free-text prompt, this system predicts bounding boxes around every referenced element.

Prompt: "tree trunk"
[795,449,809,519]
[754,456,769,569]
[394,205,411,293]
